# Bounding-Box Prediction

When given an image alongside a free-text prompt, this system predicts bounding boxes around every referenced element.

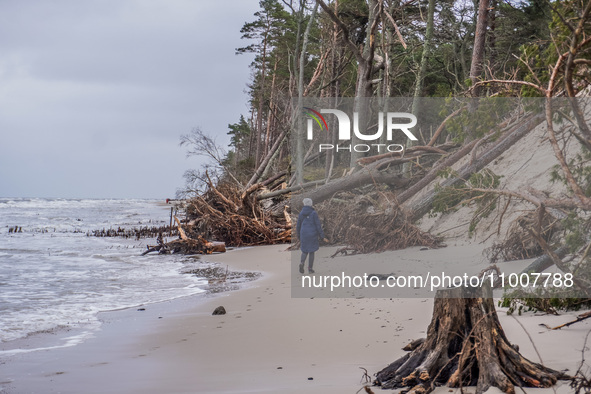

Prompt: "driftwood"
[551,310,591,330]
[142,217,226,255]
[290,170,411,212]
[375,286,569,393]
[257,179,325,200]
[174,216,188,240]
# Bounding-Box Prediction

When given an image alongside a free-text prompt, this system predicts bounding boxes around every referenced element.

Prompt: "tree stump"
[375,287,568,394]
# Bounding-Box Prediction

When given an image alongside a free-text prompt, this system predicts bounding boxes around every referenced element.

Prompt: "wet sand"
[1,244,589,393]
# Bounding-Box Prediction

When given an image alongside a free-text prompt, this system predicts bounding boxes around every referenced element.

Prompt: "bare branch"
[179,127,241,186]
[468,187,590,210]
[471,79,546,95]
[382,7,407,49]
[427,107,464,146]
[315,0,363,62]
[544,100,591,209]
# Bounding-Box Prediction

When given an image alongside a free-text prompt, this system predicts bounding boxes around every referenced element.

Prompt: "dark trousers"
[300,252,315,269]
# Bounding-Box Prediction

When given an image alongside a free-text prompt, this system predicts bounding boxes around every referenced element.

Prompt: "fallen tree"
[142,217,226,255]
[285,143,455,211]
[405,112,545,222]
[185,180,290,246]
[519,246,569,274]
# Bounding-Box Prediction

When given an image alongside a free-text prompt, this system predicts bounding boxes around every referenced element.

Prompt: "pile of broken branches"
[485,210,559,263]
[142,217,226,255]
[184,180,291,247]
[315,190,444,255]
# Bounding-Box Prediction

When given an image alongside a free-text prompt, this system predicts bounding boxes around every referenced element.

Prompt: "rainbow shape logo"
[303,107,328,132]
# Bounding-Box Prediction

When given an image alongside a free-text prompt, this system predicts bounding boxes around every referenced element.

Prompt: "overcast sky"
[0,0,260,199]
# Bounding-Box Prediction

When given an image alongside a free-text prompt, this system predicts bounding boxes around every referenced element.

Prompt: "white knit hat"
[303,198,313,206]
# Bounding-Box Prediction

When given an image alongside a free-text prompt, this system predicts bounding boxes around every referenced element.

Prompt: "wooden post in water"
[169,207,173,237]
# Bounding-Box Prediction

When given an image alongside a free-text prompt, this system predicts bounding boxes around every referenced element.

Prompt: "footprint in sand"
[88,362,109,367]
[42,371,66,378]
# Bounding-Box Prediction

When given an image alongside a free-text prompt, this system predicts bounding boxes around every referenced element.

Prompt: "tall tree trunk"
[405,0,436,176]
[264,58,279,157]
[316,0,382,169]
[255,24,270,166]
[469,0,490,96]
[325,0,340,181]
[246,127,290,188]
[248,106,256,160]
[350,0,381,168]
[412,0,436,111]
[488,0,496,69]
[295,1,320,185]
[459,30,470,85]
[291,0,305,98]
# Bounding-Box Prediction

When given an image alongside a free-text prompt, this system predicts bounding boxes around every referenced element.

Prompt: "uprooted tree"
[375,287,569,394]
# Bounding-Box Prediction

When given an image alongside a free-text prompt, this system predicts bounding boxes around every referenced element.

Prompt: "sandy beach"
[2,243,590,394]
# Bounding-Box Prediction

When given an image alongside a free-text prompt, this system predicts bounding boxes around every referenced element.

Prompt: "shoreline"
[1,244,589,393]
[0,247,260,360]
[0,246,278,393]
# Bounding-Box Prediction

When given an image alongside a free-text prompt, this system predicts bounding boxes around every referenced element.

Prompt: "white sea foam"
[0,330,98,356]
[0,198,207,349]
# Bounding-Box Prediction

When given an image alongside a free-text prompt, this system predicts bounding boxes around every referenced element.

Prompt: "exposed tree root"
[375,287,569,393]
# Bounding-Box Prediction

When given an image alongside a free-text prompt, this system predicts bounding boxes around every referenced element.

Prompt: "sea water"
[0,198,208,353]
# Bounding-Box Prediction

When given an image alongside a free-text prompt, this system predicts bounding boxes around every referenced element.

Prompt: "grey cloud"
[0,0,260,198]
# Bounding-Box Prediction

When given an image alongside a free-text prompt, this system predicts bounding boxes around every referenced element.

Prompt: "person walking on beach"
[296,198,328,274]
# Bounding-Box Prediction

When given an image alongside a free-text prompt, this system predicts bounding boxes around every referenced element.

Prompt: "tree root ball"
[375,286,569,394]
